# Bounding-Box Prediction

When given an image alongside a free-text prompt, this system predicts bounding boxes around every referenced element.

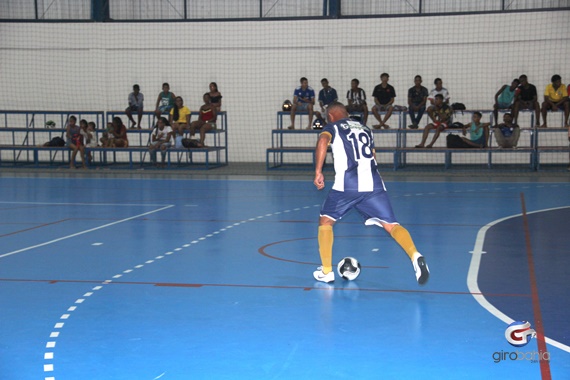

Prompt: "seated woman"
[189,93,217,146]
[66,116,87,169]
[169,96,191,136]
[208,82,222,112]
[110,116,129,148]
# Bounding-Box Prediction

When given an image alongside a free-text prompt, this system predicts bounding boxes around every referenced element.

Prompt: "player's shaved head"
[326,102,348,122]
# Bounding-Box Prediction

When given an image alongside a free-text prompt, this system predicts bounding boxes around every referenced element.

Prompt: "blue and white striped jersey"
[321,118,385,192]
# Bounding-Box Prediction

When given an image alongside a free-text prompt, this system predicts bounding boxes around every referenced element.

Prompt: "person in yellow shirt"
[169,96,191,136]
[541,74,569,128]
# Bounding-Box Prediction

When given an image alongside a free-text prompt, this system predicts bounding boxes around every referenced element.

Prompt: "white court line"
[0,205,174,259]
[467,205,570,354]
[0,201,169,207]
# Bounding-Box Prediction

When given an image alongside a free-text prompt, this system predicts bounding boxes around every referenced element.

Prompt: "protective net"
[0,1,568,170]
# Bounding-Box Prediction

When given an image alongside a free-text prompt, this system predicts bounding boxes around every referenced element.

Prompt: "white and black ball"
[337,257,361,280]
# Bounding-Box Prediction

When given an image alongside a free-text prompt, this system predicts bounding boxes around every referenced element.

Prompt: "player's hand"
[314,172,325,190]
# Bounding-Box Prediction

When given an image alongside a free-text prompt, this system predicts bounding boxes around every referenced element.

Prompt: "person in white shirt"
[149,117,173,168]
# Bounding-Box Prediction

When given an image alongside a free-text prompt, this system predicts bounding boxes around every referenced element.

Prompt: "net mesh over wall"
[0,1,569,169]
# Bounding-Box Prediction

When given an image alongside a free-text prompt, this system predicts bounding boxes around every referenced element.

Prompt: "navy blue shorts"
[320,189,398,227]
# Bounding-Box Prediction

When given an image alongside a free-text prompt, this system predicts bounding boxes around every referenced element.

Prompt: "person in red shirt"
[190,93,217,146]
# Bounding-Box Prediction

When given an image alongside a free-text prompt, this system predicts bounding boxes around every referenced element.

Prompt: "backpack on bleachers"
[46,136,65,147]
[446,134,473,149]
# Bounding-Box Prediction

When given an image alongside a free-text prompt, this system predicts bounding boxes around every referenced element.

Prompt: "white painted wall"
[0,10,568,162]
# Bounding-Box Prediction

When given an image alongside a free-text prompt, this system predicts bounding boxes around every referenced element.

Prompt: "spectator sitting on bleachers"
[110,116,128,148]
[512,74,540,128]
[190,93,217,146]
[208,82,223,112]
[315,78,338,122]
[66,116,87,169]
[288,77,315,130]
[149,117,173,168]
[170,96,191,136]
[493,78,520,125]
[81,121,98,163]
[346,78,368,125]
[427,78,450,123]
[407,75,429,129]
[492,113,520,149]
[125,84,144,129]
[415,94,453,148]
[154,83,176,119]
[100,122,114,147]
[541,74,569,128]
[460,112,490,148]
[372,73,397,129]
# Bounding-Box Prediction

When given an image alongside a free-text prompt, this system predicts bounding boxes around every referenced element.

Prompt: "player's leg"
[314,190,362,282]
[306,103,314,130]
[563,100,570,127]
[356,190,430,285]
[314,215,336,282]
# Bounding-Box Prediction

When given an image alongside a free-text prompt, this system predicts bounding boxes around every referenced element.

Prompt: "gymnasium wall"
[0,10,568,162]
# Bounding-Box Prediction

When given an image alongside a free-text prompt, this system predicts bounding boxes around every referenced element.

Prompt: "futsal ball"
[282,100,292,111]
[337,257,361,280]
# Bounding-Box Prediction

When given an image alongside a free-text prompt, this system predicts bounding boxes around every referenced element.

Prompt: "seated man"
[407,75,428,129]
[315,78,338,122]
[541,74,569,128]
[154,83,176,119]
[125,84,144,129]
[346,78,368,125]
[492,113,520,149]
[371,73,396,129]
[427,78,450,123]
[493,79,519,124]
[415,94,453,148]
[512,74,540,128]
[288,77,315,130]
[459,112,490,148]
[149,117,174,168]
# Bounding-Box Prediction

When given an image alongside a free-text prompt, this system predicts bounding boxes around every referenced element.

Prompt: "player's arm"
[314,132,331,190]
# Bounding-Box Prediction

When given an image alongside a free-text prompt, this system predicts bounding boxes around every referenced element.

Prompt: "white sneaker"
[412,253,430,285]
[313,266,334,283]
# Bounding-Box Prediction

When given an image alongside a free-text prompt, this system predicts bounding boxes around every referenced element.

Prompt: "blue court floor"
[0,174,569,380]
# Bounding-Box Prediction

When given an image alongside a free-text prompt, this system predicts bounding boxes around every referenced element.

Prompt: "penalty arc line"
[467,205,570,354]
[0,205,175,260]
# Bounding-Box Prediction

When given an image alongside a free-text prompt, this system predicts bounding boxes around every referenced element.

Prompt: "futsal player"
[312,102,430,285]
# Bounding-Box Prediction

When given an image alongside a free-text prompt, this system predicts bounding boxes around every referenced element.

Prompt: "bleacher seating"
[266,109,569,170]
[0,110,228,170]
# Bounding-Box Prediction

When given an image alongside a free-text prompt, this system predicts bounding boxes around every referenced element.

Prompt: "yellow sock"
[390,225,418,260]
[318,225,334,274]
